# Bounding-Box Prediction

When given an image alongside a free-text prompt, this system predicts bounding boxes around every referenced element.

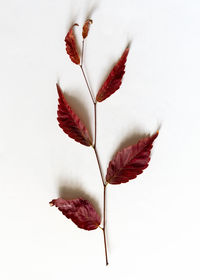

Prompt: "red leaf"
[106,132,158,184]
[96,48,129,102]
[50,198,101,230]
[57,84,92,146]
[65,24,80,65]
[82,19,93,39]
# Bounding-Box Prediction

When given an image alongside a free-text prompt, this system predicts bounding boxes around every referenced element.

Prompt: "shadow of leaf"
[61,88,93,139]
[111,131,149,160]
[97,42,132,92]
[65,5,79,31]
[111,125,161,160]
[58,184,101,219]
[85,2,99,19]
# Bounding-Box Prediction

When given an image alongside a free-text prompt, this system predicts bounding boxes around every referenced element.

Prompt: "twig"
[80,40,109,265]
[79,65,96,104]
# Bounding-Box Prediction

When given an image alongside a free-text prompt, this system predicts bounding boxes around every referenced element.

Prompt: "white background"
[1,0,200,279]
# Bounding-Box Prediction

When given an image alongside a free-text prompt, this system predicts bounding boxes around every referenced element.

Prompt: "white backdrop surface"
[1,0,200,279]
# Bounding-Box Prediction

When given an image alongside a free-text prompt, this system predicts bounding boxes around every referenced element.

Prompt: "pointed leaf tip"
[50,198,101,230]
[106,132,158,184]
[96,47,129,102]
[65,24,80,64]
[56,84,92,146]
[82,19,93,39]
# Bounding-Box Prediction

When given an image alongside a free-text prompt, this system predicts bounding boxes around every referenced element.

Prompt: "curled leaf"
[57,84,92,146]
[82,19,93,39]
[50,198,101,230]
[106,132,158,184]
[96,48,129,102]
[65,24,80,64]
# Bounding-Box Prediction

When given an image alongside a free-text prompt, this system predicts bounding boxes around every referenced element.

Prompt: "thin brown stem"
[80,65,96,104]
[81,40,84,66]
[92,146,105,187]
[80,40,95,104]
[92,146,108,265]
[94,102,97,148]
[103,185,109,265]
[79,41,109,265]
[79,64,96,147]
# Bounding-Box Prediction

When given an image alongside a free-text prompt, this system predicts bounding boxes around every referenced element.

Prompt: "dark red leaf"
[65,24,80,65]
[96,48,129,102]
[106,132,158,184]
[50,198,101,230]
[82,19,93,39]
[57,84,92,146]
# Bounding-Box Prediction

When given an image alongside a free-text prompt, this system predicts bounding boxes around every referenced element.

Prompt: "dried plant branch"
[50,18,158,267]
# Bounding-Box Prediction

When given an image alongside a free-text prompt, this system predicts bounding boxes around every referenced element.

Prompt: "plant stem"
[80,40,95,104]
[81,40,84,66]
[94,102,97,148]
[103,185,109,265]
[80,65,96,104]
[92,146,108,265]
[93,146,105,184]
[79,40,109,265]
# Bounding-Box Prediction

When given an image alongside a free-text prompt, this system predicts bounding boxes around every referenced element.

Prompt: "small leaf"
[106,132,158,184]
[57,84,92,146]
[82,19,93,39]
[50,198,101,230]
[65,24,80,64]
[96,48,129,102]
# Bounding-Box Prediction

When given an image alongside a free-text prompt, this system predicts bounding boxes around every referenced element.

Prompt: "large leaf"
[96,48,129,102]
[57,84,92,146]
[106,132,158,184]
[50,198,101,231]
[82,19,93,39]
[65,24,80,65]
